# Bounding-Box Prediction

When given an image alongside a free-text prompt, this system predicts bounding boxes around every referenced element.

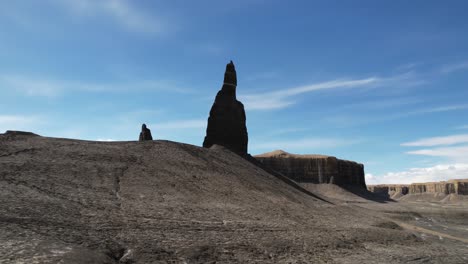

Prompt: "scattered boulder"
[139,124,153,141]
[203,61,248,155]
[255,150,366,188]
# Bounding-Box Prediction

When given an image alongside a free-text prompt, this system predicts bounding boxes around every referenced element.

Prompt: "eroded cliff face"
[367,185,409,199]
[368,179,468,197]
[254,150,366,188]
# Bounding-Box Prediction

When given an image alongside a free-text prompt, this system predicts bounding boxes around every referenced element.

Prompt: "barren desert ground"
[1,132,467,263]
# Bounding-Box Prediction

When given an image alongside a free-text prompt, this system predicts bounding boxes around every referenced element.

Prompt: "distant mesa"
[255,150,367,188]
[138,124,153,141]
[368,179,468,199]
[203,60,248,155]
[3,130,39,137]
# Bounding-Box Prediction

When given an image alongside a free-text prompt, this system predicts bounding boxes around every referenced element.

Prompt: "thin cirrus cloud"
[54,0,169,34]
[407,104,468,115]
[401,134,468,147]
[440,61,468,74]
[324,103,468,128]
[251,138,360,152]
[240,77,378,111]
[0,115,42,132]
[239,72,419,111]
[0,74,191,97]
[406,145,468,161]
[365,163,468,185]
[151,119,206,130]
[402,134,468,162]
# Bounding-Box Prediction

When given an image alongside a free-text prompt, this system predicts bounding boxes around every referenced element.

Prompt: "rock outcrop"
[367,185,409,199]
[368,179,468,197]
[255,150,366,188]
[138,124,153,141]
[4,130,39,137]
[203,61,248,155]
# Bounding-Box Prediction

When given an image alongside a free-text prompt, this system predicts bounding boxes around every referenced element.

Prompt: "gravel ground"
[1,132,467,263]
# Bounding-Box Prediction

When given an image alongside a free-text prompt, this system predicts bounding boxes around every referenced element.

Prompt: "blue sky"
[1,0,468,184]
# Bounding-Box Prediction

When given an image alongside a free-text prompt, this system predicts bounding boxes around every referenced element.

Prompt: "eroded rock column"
[203,61,248,155]
[139,124,153,141]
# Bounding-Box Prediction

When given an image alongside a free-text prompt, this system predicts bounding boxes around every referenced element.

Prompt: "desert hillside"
[1,132,467,263]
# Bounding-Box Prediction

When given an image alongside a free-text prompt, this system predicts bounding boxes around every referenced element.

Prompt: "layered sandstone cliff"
[255,150,366,188]
[368,179,468,197]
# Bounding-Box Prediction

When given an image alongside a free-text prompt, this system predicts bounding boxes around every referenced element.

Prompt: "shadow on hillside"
[245,155,335,205]
[247,155,394,204]
[341,186,395,203]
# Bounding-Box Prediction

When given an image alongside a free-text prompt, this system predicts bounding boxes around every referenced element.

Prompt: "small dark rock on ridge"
[139,124,153,141]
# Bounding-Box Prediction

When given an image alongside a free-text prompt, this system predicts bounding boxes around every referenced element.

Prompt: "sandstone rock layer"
[255,150,366,188]
[203,61,248,155]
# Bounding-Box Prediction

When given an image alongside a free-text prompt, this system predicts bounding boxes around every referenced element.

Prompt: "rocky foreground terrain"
[1,132,467,263]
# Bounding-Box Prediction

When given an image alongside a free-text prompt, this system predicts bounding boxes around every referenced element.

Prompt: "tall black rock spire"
[203,61,248,155]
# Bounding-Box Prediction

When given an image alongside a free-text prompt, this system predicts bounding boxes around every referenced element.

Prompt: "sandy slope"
[0,132,467,263]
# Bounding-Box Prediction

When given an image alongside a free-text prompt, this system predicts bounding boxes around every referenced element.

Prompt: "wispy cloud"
[151,119,206,130]
[366,163,468,185]
[240,77,378,110]
[402,134,468,147]
[0,74,191,97]
[455,125,468,130]
[325,103,468,128]
[441,61,468,74]
[55,0,168,34]
[402,133,468,163]
[266,127,309,136]
[396,62,421,71]
[240,73,420,111]
[0,115,43,132]
[407,104,468,115]
[245,71,279,82]
[251,137,360,152]
[339,97,422,111]
[406,145,468,162]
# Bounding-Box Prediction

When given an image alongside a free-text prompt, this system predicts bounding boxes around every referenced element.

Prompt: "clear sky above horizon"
[1,0,468,185]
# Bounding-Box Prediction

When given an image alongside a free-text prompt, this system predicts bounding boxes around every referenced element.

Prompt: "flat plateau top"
[254,150,330,159]
[368,179,468,187]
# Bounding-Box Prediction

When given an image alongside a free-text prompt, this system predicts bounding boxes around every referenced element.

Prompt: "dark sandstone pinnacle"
[203,61,248,155]
[139,124,153,141]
